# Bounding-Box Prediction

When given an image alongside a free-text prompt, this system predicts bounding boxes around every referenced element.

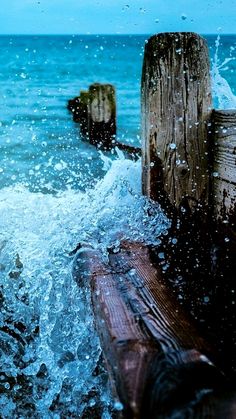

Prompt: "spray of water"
[211,35,236,109]
[1,35,236,418]
[0,152,169,418]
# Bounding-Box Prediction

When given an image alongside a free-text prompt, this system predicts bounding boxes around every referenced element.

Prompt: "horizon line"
[0,32,236,36]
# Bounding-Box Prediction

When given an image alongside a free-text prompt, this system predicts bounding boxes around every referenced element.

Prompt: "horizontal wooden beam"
[73,242,230,418]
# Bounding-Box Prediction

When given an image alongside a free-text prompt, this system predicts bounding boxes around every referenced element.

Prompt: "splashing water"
[1,34,235,418]
[211,35,236,109]
[0,153,169,418]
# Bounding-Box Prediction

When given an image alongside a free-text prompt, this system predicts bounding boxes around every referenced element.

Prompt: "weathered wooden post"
[210,110,236,375]
[142,33,212,220]
[212,109,236,240]
[88,83,116,149]
[68,84,142,155]
[68,83,117,150]
[141,32,236,377]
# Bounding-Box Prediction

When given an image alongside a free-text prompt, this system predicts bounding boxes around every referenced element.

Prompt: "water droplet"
[169,143,176,150]
[114,401,124,411]
[129,268,136,276]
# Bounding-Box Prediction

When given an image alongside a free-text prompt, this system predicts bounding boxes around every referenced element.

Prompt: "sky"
[0,0,235,35]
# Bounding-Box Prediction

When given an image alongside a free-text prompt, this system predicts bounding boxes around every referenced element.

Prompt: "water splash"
[211,35,236,109]
[0,154,169,417]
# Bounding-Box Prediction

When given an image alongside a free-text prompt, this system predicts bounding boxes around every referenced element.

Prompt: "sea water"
[0,35,235,418]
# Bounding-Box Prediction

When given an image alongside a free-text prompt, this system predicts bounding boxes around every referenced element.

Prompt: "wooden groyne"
[73,32,236,417]
[68,83,141,157]
[141,32,236,373]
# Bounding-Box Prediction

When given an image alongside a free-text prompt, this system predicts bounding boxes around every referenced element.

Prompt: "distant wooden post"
[212,110,236,241]
[141,33,212,219]
[68,83,116,150]
[88,83,116,149]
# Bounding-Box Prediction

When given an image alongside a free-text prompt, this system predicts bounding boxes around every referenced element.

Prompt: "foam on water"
[0,153,169,418]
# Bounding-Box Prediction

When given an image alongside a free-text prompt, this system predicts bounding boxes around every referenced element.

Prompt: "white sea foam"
[0,154,169,417]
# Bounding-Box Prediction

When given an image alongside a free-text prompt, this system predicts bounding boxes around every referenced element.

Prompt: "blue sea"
[0,34,235,418]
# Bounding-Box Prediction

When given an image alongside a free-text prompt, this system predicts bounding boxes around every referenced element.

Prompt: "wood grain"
[141,33,212,218]
[88,83,116,149]
[73,241,232,418]
[212,110,236,241]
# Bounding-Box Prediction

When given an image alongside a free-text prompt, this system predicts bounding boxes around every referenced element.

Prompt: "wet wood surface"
[212,109,236,242]
[88,83,116,149]
[68,83,140,156]
[73,242,236,418]
[141,33,212,219]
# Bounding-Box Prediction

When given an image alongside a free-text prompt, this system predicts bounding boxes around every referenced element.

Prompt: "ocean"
[0,34,235,417]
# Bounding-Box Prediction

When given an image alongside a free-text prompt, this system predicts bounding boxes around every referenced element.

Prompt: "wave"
[0,153,169,417]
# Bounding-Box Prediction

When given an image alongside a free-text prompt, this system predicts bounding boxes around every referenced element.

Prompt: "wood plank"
[212,110,236,240]
[73,241,230,418]
[141,33,212,219]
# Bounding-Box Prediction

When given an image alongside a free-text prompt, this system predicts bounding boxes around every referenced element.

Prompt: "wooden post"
[68,84,117,150]
[88,83,116,149]
[141,33,212,219]
[209,110,236,375]
[68,84,141,156]
[212,109,236,241]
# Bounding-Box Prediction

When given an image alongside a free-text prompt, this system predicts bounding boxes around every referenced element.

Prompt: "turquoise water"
[0,35,235,191]
[0,35,146,192]
[0,34,235,418]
